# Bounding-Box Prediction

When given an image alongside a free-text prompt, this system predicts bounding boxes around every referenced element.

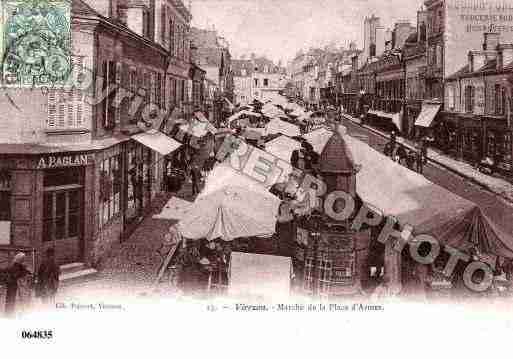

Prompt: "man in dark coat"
[37,248,60,304]
[416,140,426,174]
[190,165,202,196]
[4,252,32,317]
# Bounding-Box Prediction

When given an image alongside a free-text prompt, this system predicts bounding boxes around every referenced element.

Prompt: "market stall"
[176,186,281,241]
[265,118,301,137]
[265,135,302,163]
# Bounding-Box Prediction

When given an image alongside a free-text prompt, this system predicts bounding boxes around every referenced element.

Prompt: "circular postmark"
[1,0,71,88]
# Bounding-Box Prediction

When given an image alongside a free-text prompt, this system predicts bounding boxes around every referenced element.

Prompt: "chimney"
[483,32,500,51]
[375,26,385,57]
[469,51,486,72]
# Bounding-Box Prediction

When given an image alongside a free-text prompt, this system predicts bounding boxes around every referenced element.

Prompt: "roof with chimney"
[320,131,356,173]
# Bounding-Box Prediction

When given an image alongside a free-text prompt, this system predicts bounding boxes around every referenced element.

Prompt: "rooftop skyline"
[190,0,419,64]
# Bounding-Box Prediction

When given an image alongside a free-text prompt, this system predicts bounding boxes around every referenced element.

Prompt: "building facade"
[0,0,189,269]
[403,9,428,138]
[190,27,234,125]
[443,33,513,174]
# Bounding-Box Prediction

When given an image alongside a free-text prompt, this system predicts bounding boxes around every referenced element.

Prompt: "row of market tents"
[157,96,513,262]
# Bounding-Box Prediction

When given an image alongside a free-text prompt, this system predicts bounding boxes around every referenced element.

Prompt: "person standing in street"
[191,165,201,197]
[4,252,32,317]
[416,140,426,174]
[406,150,416,170]
[36,248,60,305]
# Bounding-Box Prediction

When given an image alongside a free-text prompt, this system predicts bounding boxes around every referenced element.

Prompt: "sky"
[190,0,422,64]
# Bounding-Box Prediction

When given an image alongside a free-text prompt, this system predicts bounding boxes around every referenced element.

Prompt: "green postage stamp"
[0,0,71,87]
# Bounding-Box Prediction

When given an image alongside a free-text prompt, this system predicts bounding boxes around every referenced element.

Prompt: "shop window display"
[0,170,11,221]
[100,154,122,227]
[42,168,84,242]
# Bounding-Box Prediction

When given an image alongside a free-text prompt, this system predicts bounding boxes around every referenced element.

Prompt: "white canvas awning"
[265,135,302,162]
[131,130,182,156]
[415,103,441,127]
[224,97,235,111]
[194,111,208,122]
[265,118,300,137]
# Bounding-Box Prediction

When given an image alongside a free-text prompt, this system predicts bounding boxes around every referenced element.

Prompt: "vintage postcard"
[0,0,512,355]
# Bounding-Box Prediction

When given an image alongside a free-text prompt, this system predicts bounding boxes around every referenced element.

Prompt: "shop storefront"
[484,118,512,175]
[404,101,422,139]
[437,113,460,158]
[460,118,483,165]
[0,151,95,267]
[0,133,179,268]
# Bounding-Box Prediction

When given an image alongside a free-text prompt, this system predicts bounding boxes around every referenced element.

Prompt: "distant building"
[232,56,287,105]
[403,8,428,138]
[190,27,234,123]
[189,27,233,99]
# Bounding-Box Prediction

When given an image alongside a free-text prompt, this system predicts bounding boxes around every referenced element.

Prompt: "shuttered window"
[48,89,56,127]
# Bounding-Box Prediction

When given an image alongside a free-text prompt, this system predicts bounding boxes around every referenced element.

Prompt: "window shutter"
[57,88,66,127]
[169,20,174,54]
[76,92,83,127]
[75,56,84,127]
[47,88,56,127]
[161,6,166,44]
[107,61,117,127]
[102,61,109,128]
[157,72,162,107]
[161,73,166,109]
[67,88,74,127]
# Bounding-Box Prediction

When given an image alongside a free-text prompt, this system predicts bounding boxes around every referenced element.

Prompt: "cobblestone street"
[57,181,201,301]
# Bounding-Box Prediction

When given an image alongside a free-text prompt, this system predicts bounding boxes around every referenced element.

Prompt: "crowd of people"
[383,131,428,174]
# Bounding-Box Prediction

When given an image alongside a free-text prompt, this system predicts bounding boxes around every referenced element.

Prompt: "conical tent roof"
[320,129,356,173]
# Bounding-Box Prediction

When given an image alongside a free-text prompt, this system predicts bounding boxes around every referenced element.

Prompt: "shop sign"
[36,154,89,169]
